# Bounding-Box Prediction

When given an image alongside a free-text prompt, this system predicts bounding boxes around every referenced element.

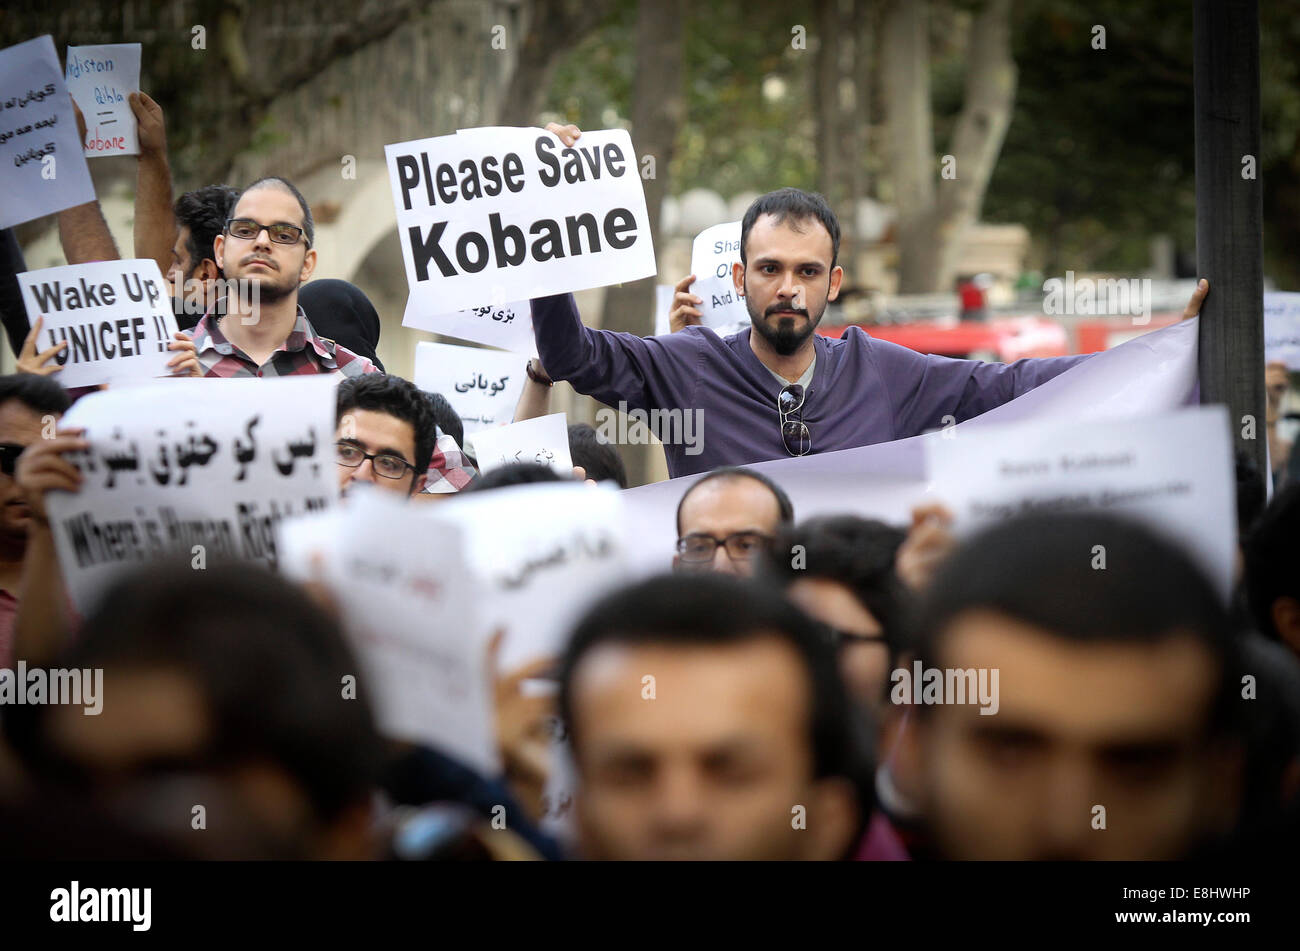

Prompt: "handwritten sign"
[1265,292,1300,371]
[323,491,499,775]
[689,220,750,330]
[386,126,656,315]
[0,35,95,229]
[434,481,628,670]
[412,340,527,435]
[18,259,179,387]
[403,297,537,356]
[65,43,140,157]
[926,404,1235,599]
[469,411,573,477]
[47,376,338,611]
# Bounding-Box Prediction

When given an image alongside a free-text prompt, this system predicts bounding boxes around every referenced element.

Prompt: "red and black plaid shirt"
[189,308,379,379]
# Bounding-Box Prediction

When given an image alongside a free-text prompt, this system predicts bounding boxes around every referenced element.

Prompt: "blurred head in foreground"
[761,515,907,719]
[559,573,872,860]
[27,561,382,859]
[897,513,1242,860]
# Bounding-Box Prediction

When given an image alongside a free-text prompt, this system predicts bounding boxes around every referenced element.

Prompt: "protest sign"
[435,481,627,670]
[1264,292,1300,371]
[386,126,656,314]
[927,404,1235,598]
[689,220,750,329]
[412,340,527,435]
[18,259,179,387]
[402,298,537,356]
[65,43,140,157]
[47,376,338,611]
[323,491,499,775]
[470,411,573,477]
[0,35,95,229]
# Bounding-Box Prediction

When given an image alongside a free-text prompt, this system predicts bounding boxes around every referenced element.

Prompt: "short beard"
[745,286,820,357]
[248,272,298,304]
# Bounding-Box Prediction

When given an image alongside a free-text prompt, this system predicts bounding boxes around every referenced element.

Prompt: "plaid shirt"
[189,308,379,379]
[422,431,477,493]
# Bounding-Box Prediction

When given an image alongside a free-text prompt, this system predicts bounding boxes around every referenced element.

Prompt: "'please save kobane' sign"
[386,126,656,316]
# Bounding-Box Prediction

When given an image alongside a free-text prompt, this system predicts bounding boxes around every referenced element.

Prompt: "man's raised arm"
[130,92,176,277]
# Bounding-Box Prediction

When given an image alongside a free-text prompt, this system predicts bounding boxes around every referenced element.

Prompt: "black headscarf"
[299,279,385,371]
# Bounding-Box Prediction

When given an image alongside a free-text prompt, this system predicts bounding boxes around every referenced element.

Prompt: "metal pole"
[1194,0,1266,488]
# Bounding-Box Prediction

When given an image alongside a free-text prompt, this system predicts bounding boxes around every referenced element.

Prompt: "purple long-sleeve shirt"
[532,293,1093,478]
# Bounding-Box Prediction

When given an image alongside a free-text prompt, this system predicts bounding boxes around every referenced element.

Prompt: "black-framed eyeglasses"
[779,383,811,456]
[336,441,417,480]
[0,442,24,476]
[813,620,889,651]
[675,530,774,564]
[225,217,310,247]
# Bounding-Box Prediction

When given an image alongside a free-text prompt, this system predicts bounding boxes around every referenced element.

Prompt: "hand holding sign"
[670,273,704,332]
[128,91,164,154]
[17,315,67,376]
[15,427,88,524]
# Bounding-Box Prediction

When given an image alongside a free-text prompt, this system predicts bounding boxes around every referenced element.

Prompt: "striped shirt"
[189,307,379,379]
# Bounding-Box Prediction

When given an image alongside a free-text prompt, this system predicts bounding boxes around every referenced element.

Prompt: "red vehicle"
[821,313,1183,360]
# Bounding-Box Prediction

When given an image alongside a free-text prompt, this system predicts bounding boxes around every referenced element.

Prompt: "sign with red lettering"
[65,43,141,157]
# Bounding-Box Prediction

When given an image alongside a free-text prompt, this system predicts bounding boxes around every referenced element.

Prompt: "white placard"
[18,259,178,387]
[47,376,338,611]
[436,481,627,669]
[65,43,140,157]
[327,491,499,776]
[926,404,1235,598]
[689,220,750,329]
[386,126,656,315]
[412,339,527,435]
[1264,292,1300,371]
[470,411,573,477]
[403,298,537,356]
[0,36,95,229]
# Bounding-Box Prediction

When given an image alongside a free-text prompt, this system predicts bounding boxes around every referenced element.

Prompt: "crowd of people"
[0,89,1297,864]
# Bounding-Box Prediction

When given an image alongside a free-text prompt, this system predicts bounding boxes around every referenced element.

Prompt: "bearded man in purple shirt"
[530,126,1208,479]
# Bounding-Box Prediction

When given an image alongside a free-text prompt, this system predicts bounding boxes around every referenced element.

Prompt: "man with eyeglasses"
[188,176,378,379]
[672,466,793,578]
[335,374,436,499]
[0,374,71,667]
[531,126,1211,479]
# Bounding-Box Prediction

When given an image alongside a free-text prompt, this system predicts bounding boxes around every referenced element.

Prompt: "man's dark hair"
[912,513,1239,735]
[174,185,238,277]
[468,461,565,493]
[558,573,874,844]
[46,561,382,829]
[762,515,908,657]
[740,187,841,270]
[0,373,71,416]
[337,373,437,478]
[568,423,627,488]
[233,176,314,247]
[675,466,794,536]
[1243,483,1300,642]
[423,390,463,450]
